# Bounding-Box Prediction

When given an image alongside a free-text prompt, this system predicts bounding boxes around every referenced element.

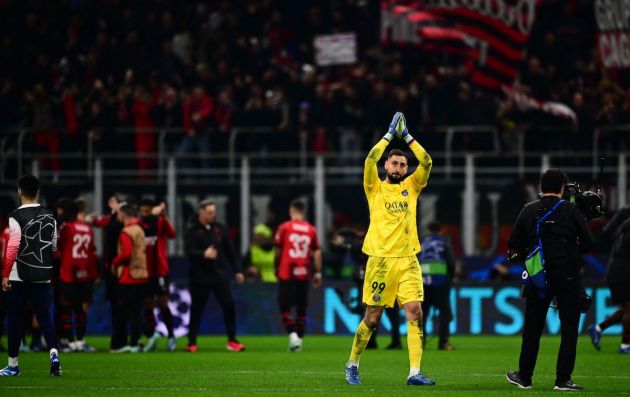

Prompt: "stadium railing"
[2,124,629,184]
[2,130,628,257]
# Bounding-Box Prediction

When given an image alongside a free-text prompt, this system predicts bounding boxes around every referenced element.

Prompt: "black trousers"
[114,284,146,347]
[6,282,57,357]
[107,275,126,349]
[519,275,581,383]
[188,282,237,345]
[422,285,453,346]
[277,280,309,308]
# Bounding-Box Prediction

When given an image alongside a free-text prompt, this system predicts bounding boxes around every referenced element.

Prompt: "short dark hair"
[17,174,39,199]
[427,221,442,233]
[540,169,568,194]
[139,198,155,208]
[119,203,138,218]
[55,197,73,211]
[74,197,87,214]
[388,149,408,162]
[65,201,79,221]
[290,199,305,213]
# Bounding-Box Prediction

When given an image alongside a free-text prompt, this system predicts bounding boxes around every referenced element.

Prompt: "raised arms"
[364,113,403,192]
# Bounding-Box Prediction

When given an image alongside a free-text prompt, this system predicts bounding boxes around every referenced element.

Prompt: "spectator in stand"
[131,86,157,177]
[570,92,595,150]
[154,84,183,152]
[213,87,235,154]
[25,83,60,178]
[179,84,213,170]
[522,57,550,100]
[0,0,628,174]
[84,80,116,160]
[60,86,79,154]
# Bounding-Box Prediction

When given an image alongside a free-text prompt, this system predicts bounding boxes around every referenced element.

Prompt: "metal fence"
[2,124,629,258]
[2,124,628,183]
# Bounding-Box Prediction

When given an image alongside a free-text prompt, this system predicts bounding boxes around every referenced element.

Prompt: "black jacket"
[602,206,630,246]
[9,205,56,282]
[104,212,123,267]
[606,218,630,285]
[508,196,593,278]
[184,221,241,285]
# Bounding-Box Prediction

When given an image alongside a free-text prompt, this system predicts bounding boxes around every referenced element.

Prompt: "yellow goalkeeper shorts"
[362,255,424,308]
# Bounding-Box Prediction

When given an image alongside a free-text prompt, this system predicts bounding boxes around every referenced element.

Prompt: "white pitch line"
[11,369,629,380]
[1,385,628,395]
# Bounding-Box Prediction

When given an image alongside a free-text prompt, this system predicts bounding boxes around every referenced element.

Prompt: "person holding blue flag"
[505,169,593,391]
[418,221,456,351]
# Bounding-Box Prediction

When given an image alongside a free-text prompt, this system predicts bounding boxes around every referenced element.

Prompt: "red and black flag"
[381,0,540,89]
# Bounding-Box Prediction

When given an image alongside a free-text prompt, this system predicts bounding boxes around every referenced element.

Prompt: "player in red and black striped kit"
[138,200,177,352]
[274,200,322,352]
[56,200,98,352]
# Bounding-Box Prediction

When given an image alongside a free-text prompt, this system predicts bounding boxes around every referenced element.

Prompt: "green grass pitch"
[0,335,628,396]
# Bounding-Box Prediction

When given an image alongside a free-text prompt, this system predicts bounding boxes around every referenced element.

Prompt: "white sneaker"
[143,332,161,352]
[288,332,302,352]
[167,337,176,352]
[59,339,74,353]
[110,346,132,353]
[75,339,97,352]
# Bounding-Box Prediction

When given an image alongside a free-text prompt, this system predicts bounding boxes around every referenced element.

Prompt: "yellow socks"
[407,320,423,376]
[348,318,424,377]
[348,320,375,365]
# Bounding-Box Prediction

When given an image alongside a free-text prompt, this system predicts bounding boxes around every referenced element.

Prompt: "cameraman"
[506,169,593,391]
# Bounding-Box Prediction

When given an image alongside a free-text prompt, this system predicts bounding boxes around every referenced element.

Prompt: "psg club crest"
[373,294,381,302]
[401,190,408,197]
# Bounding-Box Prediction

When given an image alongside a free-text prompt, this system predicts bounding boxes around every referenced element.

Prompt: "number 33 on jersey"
[274,220,320,280]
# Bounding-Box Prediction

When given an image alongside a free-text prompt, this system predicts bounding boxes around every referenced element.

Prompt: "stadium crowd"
[1,0,630,175]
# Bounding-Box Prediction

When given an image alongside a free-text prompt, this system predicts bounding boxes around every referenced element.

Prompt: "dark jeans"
[6,282,57,357]
[115,284,146,347]
[422,285,453,346]
[188,282,236,345]
[519,275,581,383]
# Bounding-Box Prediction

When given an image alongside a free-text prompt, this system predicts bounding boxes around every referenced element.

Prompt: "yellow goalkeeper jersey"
[362,139,432,257]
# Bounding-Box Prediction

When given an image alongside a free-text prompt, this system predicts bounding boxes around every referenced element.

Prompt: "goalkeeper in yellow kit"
[344,112,435,386]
